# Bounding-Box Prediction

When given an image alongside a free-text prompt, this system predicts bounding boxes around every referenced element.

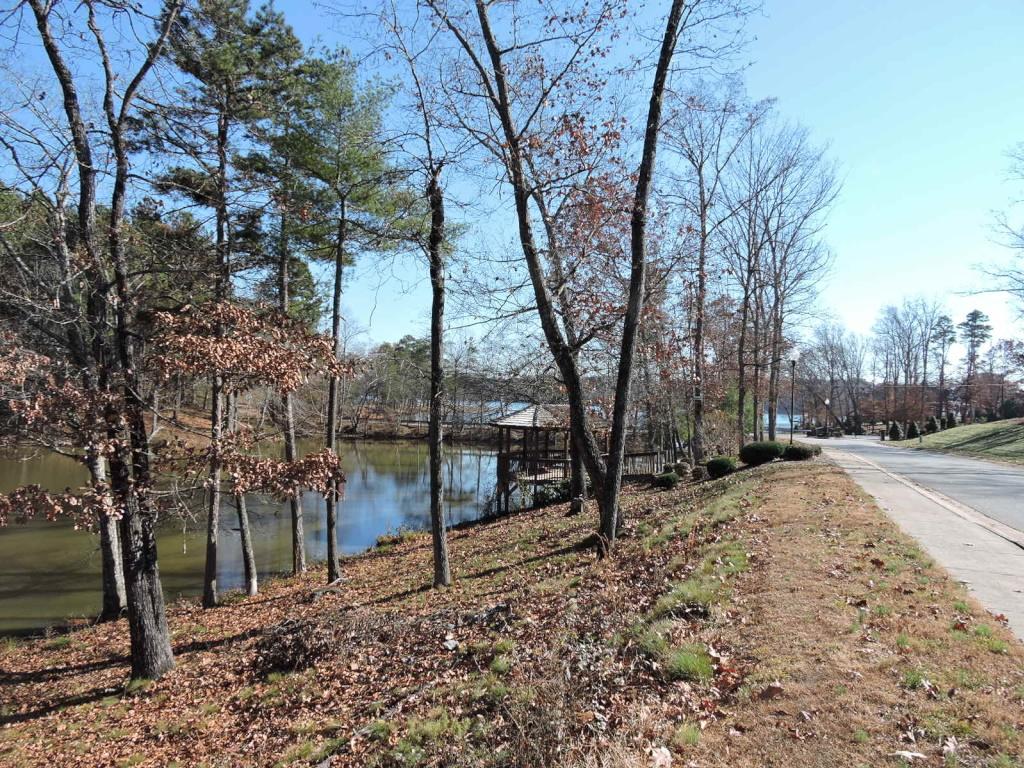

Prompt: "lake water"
[0,441,496,634]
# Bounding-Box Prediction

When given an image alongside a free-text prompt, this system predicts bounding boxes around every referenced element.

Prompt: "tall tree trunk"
[596,0,687,550]
[427,171,451,587]
[324,201,347,583]
[227,392,257,596]
[32,0,178,678]
[691,202,709,463]
[108,427,173,679]
[203,105,231,608]
[89,451,126,622]
[204,376,223,607]
[449,0,686,557]
[278,202,305,575]
[767,310,783,441]
[751,299,763,440]
[736,279,751,453]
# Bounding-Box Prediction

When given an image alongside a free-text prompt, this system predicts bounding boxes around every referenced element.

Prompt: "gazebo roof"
[491,404,571,430]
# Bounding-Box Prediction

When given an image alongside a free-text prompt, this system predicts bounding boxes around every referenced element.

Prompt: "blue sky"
[289,1,1023,348]
[740,1,1024,339]
[14,1,1017,349]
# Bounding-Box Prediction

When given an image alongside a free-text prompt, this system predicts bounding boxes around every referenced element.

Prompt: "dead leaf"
[650,746,672,767]
[756,681,785,701]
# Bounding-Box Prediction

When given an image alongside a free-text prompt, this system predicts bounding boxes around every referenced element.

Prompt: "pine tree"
[147,0,305,603]
[279,49,421,582]
[958,310,993,424]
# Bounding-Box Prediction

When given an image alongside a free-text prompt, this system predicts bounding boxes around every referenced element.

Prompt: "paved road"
[824,436,1024,534]
[821,436,1024,639]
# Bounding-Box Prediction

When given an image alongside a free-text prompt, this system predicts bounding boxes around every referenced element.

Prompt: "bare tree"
[758,126,838,439]
[422,0,751,554]
[12,0,183,679]
[664,79,768,461]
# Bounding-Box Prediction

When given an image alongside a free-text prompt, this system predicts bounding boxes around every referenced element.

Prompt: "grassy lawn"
[897,418,1024,464]
[1,462,1021,767]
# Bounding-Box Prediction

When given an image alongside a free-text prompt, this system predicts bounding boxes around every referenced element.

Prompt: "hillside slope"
[899,418,1024,464]
[1,463,1021,767]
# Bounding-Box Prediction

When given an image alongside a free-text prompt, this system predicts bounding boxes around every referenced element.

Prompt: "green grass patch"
[366,719,394,742]
[470,673,509,705]
[386,708,472,765]
[651,577,719,618]
[898,418,1024,464]
[664,644,714,682]
[901,667,928,690]
[984,637,1010,654]
[671,723,701,748]
[630,620,672,658]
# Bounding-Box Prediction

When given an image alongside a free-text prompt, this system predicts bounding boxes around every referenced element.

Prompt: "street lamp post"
[824,398,831,438]
[789,358,797,445]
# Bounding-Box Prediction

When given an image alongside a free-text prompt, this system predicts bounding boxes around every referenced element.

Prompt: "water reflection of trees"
[0,442,497,631]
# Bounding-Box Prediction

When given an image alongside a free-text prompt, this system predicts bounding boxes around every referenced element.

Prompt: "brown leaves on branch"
[224,448,346,499]
[158,437,346,501]
[150,302,350,393]
[10,380,124,437]
[0,483,116,529]
[0,330,50,388]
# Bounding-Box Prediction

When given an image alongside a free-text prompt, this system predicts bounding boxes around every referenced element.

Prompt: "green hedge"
[706,457,736,479]
[651,471,680,489]
[532,481,571,508]
[783,443,820,461]
[739,440,786,466]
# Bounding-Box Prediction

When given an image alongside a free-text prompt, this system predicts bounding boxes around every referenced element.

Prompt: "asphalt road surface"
[824,436,1024,534]
[821,436,1024,638]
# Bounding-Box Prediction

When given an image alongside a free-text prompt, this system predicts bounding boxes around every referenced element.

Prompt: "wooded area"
[0,0,1022,694]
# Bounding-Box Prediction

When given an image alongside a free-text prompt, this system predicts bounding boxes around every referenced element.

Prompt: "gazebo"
[492,404,586,515]
[491,404,675,514]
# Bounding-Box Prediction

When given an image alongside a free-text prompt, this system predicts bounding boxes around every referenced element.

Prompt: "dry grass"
[0,461,1020,768]
[684,462,1024,767]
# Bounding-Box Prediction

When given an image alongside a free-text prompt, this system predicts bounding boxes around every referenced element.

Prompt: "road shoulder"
[825,446,1024,639]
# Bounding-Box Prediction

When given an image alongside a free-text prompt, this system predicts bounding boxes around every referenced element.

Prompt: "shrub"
[738,440,786,466]
[943,414,956,429]
[888,421,904,441]
[532,481,571,508]
[925,415,939,434]
[253,618,338,676]
[783,443,819,461]
[690,465,710,482]
[651,471,680,490]
[674,461,692,476]
[705,457,736,479]
[844,416,865,435]
[906,421,921,439]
